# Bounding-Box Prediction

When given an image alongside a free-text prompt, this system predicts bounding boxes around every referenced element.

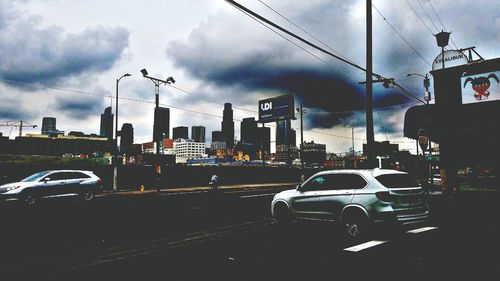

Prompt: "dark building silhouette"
[173,126,189,140]
[362,141,399,157]
[100,107,114,140]
[153,107,170,142]
[212,130,223,142]
[68,131,85,137]
[120,123,134,153]
[240,117,258,145]
[221,103,234,148]
[191,126,206,143]
[276,119,295,146]
[41,117,63,136]
[257,126,271,154]
[302,141,326,167]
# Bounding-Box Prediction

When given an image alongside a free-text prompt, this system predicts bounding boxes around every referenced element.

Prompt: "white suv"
[271,169,429,238]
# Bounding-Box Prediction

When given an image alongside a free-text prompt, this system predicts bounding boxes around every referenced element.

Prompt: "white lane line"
[406,226,439,234]
[343,240,388,252]
[240,193,276,198]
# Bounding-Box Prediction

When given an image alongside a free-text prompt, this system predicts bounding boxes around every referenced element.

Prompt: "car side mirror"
[296,184,302,191]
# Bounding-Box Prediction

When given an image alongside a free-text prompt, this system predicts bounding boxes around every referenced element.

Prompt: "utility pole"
[352,127,355,158]
[296,103,306,168]
[366,0,375,168]
[114,73,131,193]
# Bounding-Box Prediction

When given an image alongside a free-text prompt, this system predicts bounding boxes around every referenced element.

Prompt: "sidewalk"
[99,182,298,197]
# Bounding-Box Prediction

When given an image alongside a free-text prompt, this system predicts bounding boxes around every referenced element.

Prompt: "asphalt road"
[1,187,499,280]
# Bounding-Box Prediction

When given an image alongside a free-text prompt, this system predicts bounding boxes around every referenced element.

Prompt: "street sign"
[418,129,429,152]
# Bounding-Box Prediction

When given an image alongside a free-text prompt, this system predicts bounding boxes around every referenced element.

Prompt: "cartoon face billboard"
[461,71,500,104]
[258,94,295,123]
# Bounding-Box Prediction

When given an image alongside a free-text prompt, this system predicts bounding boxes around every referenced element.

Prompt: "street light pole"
[140,68,175,192]
[113,73,131,193]
[405,73,431,104]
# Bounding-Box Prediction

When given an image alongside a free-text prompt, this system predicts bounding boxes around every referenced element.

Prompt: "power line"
[226,0,425,106]
[426,0,459,49]
[372,3,431,67]
[415,0,439,32]
[404,0,434,36]
[1,78,372,141]
[256,0,355,65]
[376,111,389,141]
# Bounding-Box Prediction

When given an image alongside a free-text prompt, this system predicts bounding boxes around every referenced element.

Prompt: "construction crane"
[0,120,38,137]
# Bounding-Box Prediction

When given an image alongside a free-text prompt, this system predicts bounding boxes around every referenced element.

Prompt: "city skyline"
[0,0,498,154]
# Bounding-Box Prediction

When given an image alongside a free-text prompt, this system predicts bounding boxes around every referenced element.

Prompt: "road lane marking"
[343,240,388,252]
[406,226,438,234]
[240,193,276,198]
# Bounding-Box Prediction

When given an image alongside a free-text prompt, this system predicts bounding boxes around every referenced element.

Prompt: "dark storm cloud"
[0,1,129,85]
[55,95,104,120]
[0,103,34,120]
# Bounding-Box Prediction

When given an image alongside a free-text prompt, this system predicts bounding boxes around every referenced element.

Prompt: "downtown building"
[174,139,207,163]
[221,103,234,149]
[41,117,64,136]
[99,107,114,140]
[191,126,206,143]
[173,126,189,140]
[153,107,170,141]
[302,141,327,168]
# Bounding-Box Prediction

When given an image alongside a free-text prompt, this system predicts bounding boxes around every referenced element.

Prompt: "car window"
[44,173,67,181]
[375,174,420,188]
[21,171,51,182]
[66,172,91,179]
[322,174,367,190]
[301,175,328,191]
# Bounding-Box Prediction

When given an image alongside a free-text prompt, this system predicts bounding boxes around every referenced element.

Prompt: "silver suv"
[0,170,103,206]
[271,169,429,238]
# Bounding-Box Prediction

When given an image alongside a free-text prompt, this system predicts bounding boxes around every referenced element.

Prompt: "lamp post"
[140,68,175,192]
[434,31,451,69]
[113,73,131,193]
[405,73,431,104]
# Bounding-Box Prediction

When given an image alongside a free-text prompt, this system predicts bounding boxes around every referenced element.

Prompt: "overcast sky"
[0,0,498,154]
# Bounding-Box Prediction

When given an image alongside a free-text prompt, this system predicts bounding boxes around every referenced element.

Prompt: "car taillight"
[97,178,103,184]
[376,191,392,202]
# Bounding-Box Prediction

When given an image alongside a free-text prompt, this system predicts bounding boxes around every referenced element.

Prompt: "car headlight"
[6,186,20,191]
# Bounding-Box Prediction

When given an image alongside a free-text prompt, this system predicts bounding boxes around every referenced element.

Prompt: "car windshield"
[21,171,51,182]
[375,174,420,188]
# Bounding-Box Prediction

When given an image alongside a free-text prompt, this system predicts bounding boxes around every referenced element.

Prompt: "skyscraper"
[120,123,134,153]
[212,131,223,142]
[257,126,271,154]
[240,117,258,145]
[41,117,56,135]
[191,126,206,143]
[153,107,169,142]
[100,107,114,140]
[221,103,234,149]
[173,126,189,140]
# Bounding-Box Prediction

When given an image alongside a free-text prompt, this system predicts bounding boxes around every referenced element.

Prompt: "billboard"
[258,94,295,123]
[461,70,500,104]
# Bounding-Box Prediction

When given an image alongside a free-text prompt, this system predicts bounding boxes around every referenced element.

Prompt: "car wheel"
[81,191,95,202]
[273,203,291,223]
[342,210,369,239]
[24,193,37,206]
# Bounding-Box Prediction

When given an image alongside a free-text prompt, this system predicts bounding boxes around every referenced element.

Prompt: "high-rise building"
[41,117,56,135]
[240,117,258,145]
[173,126,189,140]
[41,117,64,136]
[120,123,134,153]
[221,103,234,148]
[153,107,170,142]
[257,126,271,154]
[191,126,206,143]
[100,107,114,140]
[212,130,224,142]
[276,119,296,146]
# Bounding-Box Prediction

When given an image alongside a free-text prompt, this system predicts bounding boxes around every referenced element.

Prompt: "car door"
[290,175,325,218]
[317,173,366,219]
[57,172,85,195]
[39,172,67,197]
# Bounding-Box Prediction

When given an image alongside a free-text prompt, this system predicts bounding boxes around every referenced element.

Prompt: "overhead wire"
[403,0,434,36]
[371,3,431,67]
[415,0,440,32]
[426,0,459,49]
